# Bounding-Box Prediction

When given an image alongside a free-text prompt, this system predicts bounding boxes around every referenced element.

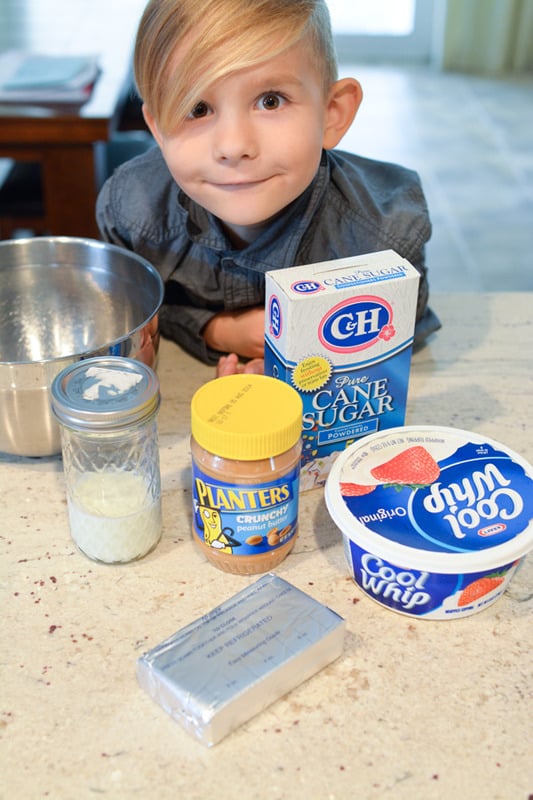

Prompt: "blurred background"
[330,0,533,292]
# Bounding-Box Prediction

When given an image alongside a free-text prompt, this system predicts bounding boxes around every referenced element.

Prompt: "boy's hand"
[216,353,264,377]
[203,307,265,359]
[137,314,160,368]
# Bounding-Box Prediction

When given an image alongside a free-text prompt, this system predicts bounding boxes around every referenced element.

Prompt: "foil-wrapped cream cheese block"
[137,574,345,746]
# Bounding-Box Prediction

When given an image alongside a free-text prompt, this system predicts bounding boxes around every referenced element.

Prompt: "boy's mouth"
[209,177,273,190]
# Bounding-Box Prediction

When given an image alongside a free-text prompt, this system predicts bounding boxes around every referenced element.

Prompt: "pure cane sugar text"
[264,250,420,491]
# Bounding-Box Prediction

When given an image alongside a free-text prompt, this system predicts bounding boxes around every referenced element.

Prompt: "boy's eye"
[188,101,210,119]
[258,93,284,111]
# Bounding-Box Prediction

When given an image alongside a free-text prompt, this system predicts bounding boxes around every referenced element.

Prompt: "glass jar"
[51,356,161,564]
[190,374,303,575]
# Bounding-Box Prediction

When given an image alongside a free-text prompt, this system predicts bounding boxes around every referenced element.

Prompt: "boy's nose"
[213,111,258,162]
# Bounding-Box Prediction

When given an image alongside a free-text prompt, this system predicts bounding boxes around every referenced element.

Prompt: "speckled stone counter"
[2,293,532,800]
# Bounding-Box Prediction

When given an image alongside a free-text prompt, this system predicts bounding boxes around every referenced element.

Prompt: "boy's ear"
[322,78,362,150]
[142,104,164,147]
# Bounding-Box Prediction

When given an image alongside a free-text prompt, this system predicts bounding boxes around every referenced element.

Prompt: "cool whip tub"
[325,426,533,619]
[264,250,419,491]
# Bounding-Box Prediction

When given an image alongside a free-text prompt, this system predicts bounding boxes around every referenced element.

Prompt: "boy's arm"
[203,307,264,360]
[158,302,223,364]
[96,173,226,365]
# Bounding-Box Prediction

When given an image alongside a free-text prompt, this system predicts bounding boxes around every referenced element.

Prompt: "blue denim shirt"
[97,146,439,364]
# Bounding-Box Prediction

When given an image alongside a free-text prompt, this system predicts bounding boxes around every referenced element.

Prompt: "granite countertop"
[2,292,532,800]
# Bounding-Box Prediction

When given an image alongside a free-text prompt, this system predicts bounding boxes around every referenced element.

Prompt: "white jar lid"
[51,356,160,431]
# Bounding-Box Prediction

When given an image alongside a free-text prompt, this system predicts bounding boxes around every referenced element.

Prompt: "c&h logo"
[318,295,395,353]
[268,295,282,339]
[290,280,324,295]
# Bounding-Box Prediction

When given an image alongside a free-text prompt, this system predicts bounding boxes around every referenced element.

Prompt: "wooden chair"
[0,87,152,241]
[0,160,47,239]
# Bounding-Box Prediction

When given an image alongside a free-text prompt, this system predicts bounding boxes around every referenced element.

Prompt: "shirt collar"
[176,151,331,268]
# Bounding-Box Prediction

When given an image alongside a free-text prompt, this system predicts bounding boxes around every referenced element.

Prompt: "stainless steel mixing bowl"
[0,237,164,457]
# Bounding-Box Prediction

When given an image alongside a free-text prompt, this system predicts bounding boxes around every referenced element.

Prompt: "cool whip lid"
[325,426,533,573]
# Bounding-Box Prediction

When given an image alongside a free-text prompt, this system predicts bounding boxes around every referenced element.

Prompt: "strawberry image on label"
[370,445,440,486]
[340,482,376,497]
[457,576,505,607]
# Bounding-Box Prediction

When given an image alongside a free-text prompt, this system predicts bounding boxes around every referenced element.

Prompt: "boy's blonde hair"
[134,0,338,135]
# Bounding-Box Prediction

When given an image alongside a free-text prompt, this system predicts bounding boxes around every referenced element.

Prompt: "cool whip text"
[422,463,523,539]
[360,554,431,611]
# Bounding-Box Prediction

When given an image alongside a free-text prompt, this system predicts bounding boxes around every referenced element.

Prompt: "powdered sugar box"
[264,250,420,491]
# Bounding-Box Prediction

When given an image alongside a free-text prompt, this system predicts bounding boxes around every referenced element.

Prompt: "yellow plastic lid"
[191,374,303,460]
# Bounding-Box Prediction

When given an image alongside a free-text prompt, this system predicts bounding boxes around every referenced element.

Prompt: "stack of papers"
[0,51,100,104]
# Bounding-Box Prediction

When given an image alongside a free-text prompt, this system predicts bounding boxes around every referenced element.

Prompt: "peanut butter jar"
[190,374,303,574]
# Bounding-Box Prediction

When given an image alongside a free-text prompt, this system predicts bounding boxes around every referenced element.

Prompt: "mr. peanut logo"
[318,295,396,353]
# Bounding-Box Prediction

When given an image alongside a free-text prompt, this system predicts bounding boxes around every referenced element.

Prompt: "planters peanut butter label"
[264,251,419,491]
[192,464,300,556]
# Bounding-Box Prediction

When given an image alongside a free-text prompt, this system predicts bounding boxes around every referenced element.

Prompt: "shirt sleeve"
[319,151,440,346]
[95,177,132,249]
[96,166,223,364]
[158,299,222,365]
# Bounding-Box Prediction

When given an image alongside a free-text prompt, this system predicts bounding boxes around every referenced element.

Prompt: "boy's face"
[144,40,352,242]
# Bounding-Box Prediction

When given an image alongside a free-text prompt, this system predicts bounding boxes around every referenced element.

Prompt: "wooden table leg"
[41,145,101,239]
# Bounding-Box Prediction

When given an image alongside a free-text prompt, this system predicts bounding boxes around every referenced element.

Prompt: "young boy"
[97,0,439,375]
